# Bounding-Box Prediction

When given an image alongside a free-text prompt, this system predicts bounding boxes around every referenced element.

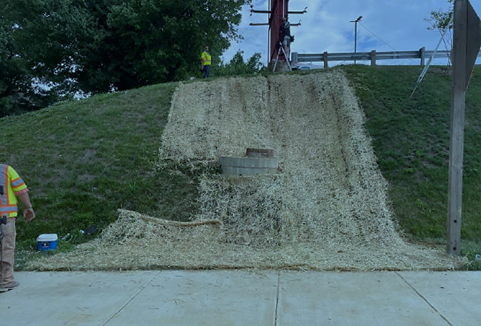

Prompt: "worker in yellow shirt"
[0,163,35,293]
[200,45,212,78]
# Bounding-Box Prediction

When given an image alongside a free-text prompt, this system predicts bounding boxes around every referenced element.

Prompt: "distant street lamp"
[350,16,363,64]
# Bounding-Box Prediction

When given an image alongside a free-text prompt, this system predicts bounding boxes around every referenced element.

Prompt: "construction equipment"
[272,41,292,72]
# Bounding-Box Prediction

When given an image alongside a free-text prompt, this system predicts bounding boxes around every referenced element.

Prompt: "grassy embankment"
[1,66,480,269]
[0,83,201,255]
[344,65,481,269]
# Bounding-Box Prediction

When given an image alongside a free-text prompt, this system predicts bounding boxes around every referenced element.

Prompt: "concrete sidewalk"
[0,271,479,326]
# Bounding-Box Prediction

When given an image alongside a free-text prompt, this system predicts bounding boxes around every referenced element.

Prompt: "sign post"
[447,0,481,255]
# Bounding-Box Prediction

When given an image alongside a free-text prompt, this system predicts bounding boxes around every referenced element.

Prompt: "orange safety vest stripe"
[0,207,17,214]
[0,164,8,204]
[11,178,26,192]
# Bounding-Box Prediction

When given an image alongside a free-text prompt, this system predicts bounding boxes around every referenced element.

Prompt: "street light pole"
[350,16,362,64]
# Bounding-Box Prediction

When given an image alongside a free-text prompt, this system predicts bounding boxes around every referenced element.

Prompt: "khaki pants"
[0,218,16,286]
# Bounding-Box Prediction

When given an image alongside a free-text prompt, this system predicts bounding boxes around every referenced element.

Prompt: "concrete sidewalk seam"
[274,271,280,326]
[395,272,454,326]
[100,271,162,326]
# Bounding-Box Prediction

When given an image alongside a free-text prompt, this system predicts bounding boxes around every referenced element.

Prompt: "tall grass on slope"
[0,82,202,248]
[343,65,481,267]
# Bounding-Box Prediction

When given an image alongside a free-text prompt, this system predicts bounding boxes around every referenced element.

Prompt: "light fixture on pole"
[350,16,362,64]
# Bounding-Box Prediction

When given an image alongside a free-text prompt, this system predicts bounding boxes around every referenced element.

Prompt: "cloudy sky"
[222,0,480,67]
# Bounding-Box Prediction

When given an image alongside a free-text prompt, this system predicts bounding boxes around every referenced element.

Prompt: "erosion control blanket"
[28,71,464,271]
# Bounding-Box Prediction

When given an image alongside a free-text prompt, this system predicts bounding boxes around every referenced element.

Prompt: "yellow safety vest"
[201,51,211,66]
[0,164,28,218]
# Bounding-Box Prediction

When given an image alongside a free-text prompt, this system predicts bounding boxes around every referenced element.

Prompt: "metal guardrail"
[291,47,480,68]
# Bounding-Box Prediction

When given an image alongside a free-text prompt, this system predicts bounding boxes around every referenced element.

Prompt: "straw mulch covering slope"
[27,71,465,271]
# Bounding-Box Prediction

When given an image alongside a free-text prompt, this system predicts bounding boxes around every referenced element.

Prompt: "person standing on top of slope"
[200,45,212,78]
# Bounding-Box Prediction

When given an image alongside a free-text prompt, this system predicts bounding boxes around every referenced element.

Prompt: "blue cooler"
[36,234,58,251]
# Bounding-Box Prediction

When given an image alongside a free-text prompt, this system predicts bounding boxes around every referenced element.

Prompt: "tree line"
[0,0,266,117]
[1,0,454,117]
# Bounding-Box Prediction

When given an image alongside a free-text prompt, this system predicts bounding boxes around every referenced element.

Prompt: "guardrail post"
[323,52,328,69]
[370,50,376,66]
[291,52,298,64]
[420,47,426,66]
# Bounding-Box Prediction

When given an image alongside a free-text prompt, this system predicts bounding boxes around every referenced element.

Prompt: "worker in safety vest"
[0,163,35,293]
[200,45,212,78]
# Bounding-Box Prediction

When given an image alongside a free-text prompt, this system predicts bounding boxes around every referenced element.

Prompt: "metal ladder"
[272,42,292,72]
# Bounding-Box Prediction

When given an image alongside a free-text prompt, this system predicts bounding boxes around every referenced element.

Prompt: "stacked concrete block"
[220,148,278,176]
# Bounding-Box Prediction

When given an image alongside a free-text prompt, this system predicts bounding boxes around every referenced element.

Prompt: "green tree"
[425,0,454,32]
[214,50,266,77]
[0,16,28,116]
[425,0,454,61]
[2,0,251,99]
[1,0,97,115]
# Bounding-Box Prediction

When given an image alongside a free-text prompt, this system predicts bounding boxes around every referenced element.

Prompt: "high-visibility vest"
[201,51,211,66]
[0,164,28,218]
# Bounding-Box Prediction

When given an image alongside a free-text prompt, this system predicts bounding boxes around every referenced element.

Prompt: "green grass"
[0,82,202,250]
[2,65,480,269]
[343,64,481,264]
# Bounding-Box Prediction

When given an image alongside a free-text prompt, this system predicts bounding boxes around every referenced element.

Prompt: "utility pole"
[250,1,306,65]
[350,16,362,64]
